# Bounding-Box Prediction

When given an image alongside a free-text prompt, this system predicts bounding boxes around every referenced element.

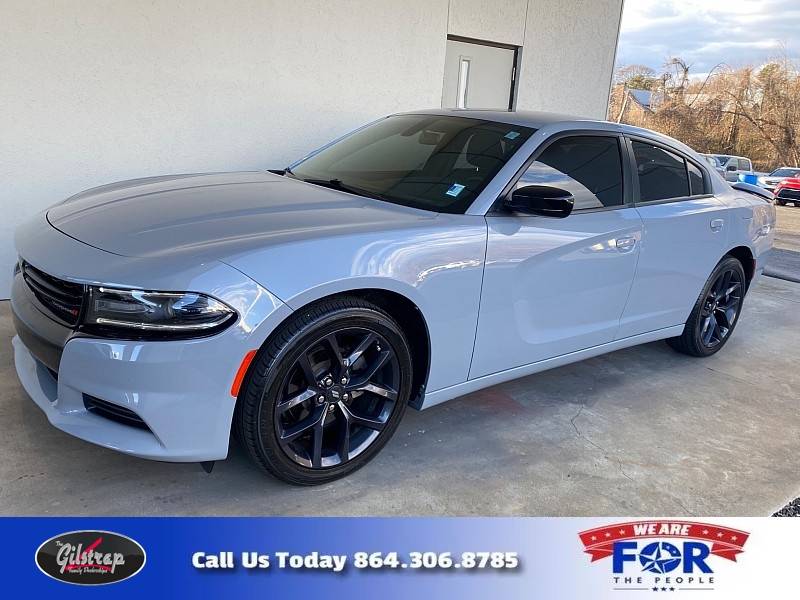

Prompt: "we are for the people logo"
[578,521,749,593]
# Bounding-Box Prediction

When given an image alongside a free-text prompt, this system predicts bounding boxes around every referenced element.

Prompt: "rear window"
[631,141,707,201]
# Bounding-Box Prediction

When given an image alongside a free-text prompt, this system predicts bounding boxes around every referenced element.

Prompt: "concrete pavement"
[1,276,798,517]
[765,204,800,283]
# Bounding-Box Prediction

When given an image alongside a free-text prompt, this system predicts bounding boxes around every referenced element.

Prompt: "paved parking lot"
[1,272,798,517]
[766,204,800,282]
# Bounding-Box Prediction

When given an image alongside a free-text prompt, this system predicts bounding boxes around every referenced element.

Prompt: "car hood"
[777,179,800,189]
[46,171,435,259]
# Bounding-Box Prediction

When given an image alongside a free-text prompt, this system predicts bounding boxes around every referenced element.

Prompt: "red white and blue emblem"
[578,521,749,593]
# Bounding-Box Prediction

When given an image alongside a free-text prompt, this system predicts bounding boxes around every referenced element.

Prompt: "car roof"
[399,108,701,157]
[404,108,587,128]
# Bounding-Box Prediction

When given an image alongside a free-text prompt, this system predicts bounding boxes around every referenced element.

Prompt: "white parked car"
[757,167,800,193]
[12,110,776,484]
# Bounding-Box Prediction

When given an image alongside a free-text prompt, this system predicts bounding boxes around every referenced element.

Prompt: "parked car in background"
[758,167,800,193]
[712,154,755,182]
[11,110,776,485]
[774,174,800,206]
[700,154,724,174]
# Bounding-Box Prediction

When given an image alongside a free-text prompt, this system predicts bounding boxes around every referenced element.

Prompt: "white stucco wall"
[516,0,624,116]
[447,0,528,46]
[0,0,622,299]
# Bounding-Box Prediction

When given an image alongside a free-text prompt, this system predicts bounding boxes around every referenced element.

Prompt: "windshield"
[712,154,732,165]
[290,114,535,214]
[771,168,800,177]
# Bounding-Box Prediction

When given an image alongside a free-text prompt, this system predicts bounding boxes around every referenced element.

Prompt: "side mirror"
[726,164,737,172]
[503,185,574,218]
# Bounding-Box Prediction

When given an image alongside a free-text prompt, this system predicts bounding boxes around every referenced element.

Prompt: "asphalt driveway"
[1,272,798,517]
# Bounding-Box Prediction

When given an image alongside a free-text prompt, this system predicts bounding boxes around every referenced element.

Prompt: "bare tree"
[609,56,800,170]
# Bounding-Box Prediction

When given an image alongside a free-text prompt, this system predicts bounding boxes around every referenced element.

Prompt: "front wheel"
[667,256,745,357]
[235,297,412,485]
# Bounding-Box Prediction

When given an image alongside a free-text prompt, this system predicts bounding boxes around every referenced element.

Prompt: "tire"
[666,256,746,357]
[775,198,787,206]
[234,297,412,485]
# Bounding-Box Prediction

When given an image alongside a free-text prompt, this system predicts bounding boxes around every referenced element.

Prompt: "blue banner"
[5,517,793,598]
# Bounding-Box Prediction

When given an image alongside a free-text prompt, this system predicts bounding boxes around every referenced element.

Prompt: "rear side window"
[738,158,751,171]
[688,161,705,195]
[519,135,624,210]
[632,141,707,202]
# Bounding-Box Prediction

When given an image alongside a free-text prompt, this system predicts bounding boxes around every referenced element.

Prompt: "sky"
[616,0,800,77]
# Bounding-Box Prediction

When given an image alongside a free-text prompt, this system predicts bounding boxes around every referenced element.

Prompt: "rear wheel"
[667,256,745,357]
[235,297,412,485]
[775,198,787,206]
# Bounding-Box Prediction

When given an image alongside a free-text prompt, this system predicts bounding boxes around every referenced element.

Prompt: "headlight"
[82,286,236,339]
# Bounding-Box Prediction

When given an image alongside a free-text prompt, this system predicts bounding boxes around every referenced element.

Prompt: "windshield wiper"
[299,178,385,201]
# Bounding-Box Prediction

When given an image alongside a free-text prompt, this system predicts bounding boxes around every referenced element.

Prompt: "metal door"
[442,38,516,110]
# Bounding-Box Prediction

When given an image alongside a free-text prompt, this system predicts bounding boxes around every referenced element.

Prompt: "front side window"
[517,135,624,210]
[632,141,696,202]
[291,114,535,214]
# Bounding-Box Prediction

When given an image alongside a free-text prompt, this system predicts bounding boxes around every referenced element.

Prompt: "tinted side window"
[519,136,624,210]
[738,158,750,171]
[632,141,690,202]
[688,161,706,195]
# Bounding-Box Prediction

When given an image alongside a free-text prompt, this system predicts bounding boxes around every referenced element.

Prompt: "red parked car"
[774,175,800,206]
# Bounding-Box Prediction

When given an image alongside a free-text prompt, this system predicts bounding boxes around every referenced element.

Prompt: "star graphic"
[702,529,709,535]
[652,587,659,592]
[731,535,738,541]
[661,587,667,592]
[669,588,675,592]
[619,529,626,535]
[590,535,597,541]
[605,532,612,538]
[717,532,724,538]
[639,542,682,574]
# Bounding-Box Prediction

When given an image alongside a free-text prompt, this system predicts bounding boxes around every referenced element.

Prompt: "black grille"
[777,187,800,200]
[83,394,151,431]
[21,262,85,326]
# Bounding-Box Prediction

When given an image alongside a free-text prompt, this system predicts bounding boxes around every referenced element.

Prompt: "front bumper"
[776,188,800,201]
[10,220,292,462]
[14,329,247,462]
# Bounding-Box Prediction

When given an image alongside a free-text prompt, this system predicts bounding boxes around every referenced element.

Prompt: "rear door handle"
[615,236,636,253]
[710,218,724,231]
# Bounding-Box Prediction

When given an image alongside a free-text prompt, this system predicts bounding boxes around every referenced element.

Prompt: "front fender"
[224,215,488,393]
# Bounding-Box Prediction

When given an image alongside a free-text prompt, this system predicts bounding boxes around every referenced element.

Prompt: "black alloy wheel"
[235,297,412,485]
[667,256,746,357]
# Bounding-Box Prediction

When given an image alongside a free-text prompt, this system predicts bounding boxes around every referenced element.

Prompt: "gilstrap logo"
[36,530,146,585]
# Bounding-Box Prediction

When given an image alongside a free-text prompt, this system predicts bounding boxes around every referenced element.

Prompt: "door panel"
[616,198,730,338]
[616,138,731,339]
[469,209,642,379]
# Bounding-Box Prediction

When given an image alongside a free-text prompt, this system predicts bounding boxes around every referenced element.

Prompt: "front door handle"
[615,236,636,253]
[710,218,725,231]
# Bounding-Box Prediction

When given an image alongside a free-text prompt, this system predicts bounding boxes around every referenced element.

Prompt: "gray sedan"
[11,110,775,484]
